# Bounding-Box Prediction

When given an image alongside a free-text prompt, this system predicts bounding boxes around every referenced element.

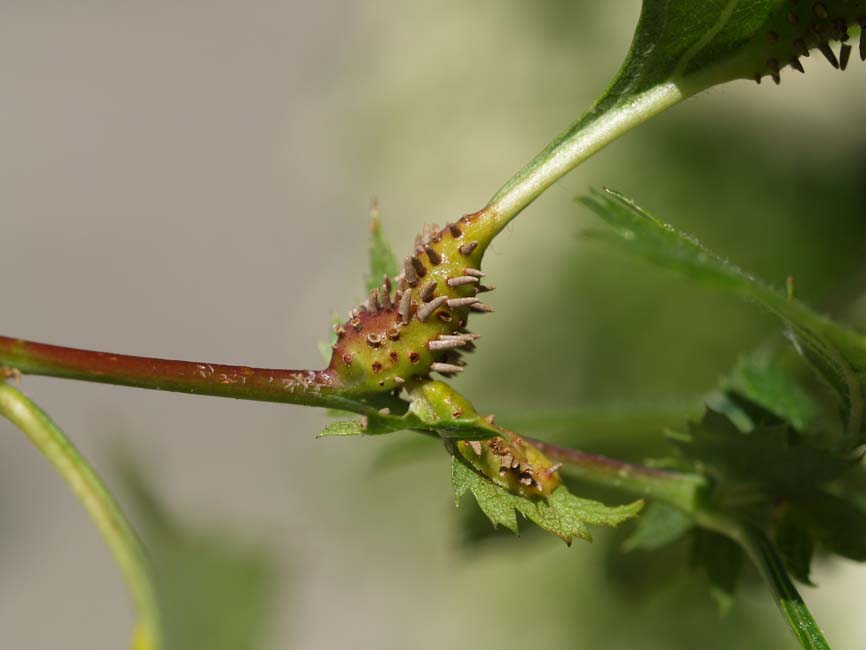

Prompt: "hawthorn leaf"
[451,456,642,545]
[796,492,866,562]
[690,528,744,615]
[622,501,693,552]
[367,204,399,292]
[670,408,852,496]
[316,409,496,441]
[583,188,866,442]
[596,0,866,97]
[774,508,815,586]
[318,312,345,364]
[316,342,332,364]
[599,1,773,105]
[316,413,417,437]
[726,360,821,433]
[316,420,365,437]
[488,2,864,233]
[588,1,864,118]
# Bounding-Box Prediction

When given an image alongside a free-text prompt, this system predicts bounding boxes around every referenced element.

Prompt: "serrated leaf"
[316,341,332,364]
[774,508,815,586]
[451,456,642,545]
[588,1,862,118]
[367,204,399,292]
[316,409,498,442]
[622,501,693,552]
[583,188,866,442]
[670,408,852,497]
[727,360,820,434]
[690,528,744,615]
[317,312,345,364]
[316,420,365,437]
[316,413,415,437]
[489,3,864,243]
[598,1,769,105]
[797,492,866,562]
[453,456,520,534]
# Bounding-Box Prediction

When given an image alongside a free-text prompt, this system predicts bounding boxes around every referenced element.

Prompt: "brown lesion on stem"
[0,335,354,409]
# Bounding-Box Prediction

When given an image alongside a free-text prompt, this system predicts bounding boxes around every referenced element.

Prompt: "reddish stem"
[527,436,706,511]
[0,335,355,410]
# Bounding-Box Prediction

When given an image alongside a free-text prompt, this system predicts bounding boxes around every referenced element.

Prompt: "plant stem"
[477,82,685,240]
[0,335,389,413]
[533,436,830,648]
[528,436,706,513]
[701,514,831,650]
[0,381,161,650]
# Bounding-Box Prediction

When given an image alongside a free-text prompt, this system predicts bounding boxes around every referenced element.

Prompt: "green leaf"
[670,408,852,497]
[774,507,815,586]
[316,341,332,364]
[690,528,744,615]
[316,419,365,437]
[594,1,864,114]
[315,407,497,442]
[796,491,866,562]
[367,202,399,292]
[583,188,866,441]
[622,501,693,552]
[316,413,419,437]
[487,3,865,247]
[451,456,643,545]
[606,0,866,94]
[318,312,345,364]
[726,359,821,434]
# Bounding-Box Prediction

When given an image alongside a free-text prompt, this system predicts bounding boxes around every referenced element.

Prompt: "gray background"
[2,2,866,648]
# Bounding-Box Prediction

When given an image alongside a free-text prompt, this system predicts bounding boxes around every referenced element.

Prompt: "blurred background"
[1,1,865,648]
